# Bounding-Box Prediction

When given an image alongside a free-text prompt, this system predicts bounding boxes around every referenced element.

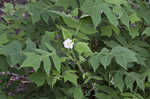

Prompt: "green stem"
[67,50,85,74]
[76,61,84,74]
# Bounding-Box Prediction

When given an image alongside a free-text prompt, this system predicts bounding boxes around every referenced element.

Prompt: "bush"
[0,0,150,99]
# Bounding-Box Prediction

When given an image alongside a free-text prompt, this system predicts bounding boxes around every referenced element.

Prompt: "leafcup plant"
[0,0,150,99]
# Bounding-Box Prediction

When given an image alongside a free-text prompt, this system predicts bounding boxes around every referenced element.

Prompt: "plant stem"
[67,50,85,74]
[76,61,84,74]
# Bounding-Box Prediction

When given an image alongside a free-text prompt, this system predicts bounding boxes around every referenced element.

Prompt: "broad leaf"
[89,54,100,72]
[29,71,46,86]
[61,27,72,40]
[125,72,145,91]
[99,48,113,69]
[51,53,61,72]
[63,70,78,86]
[0,40,24,65]
[114,71,124,92]
[75,42,92,57]
[22,52,41,72]
[111,46,137,69]
[81,0,118,27]
[22,49,52,73]
[71,87,84,99]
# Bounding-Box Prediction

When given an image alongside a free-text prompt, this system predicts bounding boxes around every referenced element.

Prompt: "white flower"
[63,39,74,49]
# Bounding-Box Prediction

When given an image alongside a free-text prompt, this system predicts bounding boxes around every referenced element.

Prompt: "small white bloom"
[22,13,26,17]
[63,39,74,49]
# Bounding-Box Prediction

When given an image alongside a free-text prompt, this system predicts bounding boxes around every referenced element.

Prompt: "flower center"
[67,42,71,46]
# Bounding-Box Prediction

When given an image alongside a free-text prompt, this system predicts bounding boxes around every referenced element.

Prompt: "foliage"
[0,0,150,99]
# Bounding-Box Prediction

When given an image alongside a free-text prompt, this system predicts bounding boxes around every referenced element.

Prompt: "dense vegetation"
[0,0,150,99]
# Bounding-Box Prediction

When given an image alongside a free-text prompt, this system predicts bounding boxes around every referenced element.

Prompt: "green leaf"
[22,52,41,72]
[0,40,24,65]
[63,70,78,86]
[29,2,42,24]
[61,27,72,40]
[89,54,100,72]
[95,93,112,99]
[29,71,46,86]
[51,53,61,72]
[129,13,141,24]
[72,87,84,99]
[22,49,51,73]
[100,53,113,69]
[51,11,97,34]
[101,26,113,37]
[81,0,118,27]
[120,11,129,28]
[0,94,7,99]
[100,3,118,27]
[89,48,113,71]
[99,48,113,69]
[81,0,102,27]
[41,13,49,24]
[114,72,124,92]
[43,56,51,75]
[0,56,9,71]
[24,38,36,52]
[71,8,78,16]
[125,72,145,91]
[142,27,150,36]
[32,13,41,24]
[0,33,9,47]
[0,24,6,33]
[45,43,56,53]
[138,7,150,25]
[97,86,121,99]
[104,0,128,6]
[55,0,78,10]
[2,3,15,15]
[74,42,92,57]
[111,46,137,69]
[45,31,55,41]
[129,27,139,38]
[122,92,144,99]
